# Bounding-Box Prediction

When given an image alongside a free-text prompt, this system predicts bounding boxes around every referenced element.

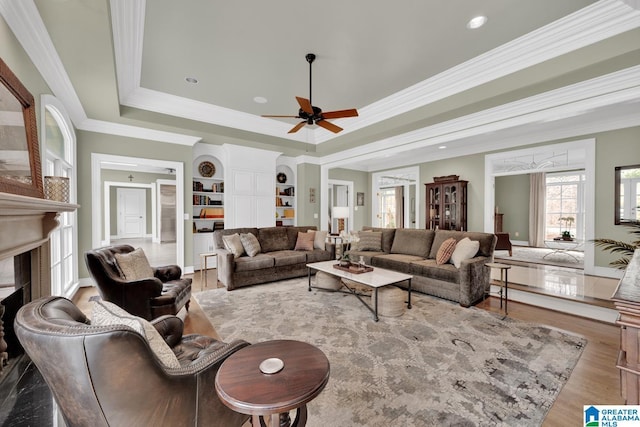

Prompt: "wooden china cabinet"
[425,175,468,231]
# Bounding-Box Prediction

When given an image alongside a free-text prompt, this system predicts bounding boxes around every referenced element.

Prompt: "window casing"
[544,171,585,240]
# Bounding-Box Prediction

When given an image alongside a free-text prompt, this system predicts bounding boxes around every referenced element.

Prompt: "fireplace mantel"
[0,192,78,261]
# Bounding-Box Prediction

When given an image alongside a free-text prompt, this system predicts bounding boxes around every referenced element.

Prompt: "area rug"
[495,245,584,269]
[194,279,586,426]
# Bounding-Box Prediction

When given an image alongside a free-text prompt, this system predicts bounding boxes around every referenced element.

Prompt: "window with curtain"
[544,171,585,240]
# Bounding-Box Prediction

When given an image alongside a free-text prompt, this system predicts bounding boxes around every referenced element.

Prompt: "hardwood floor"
[74,270,625,426]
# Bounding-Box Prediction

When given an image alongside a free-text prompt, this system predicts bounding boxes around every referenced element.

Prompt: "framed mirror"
[0,57,44,198]
[614,164,640,224]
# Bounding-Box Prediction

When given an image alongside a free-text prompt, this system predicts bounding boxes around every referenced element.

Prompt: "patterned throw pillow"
[295,231,316,251]
[240,233,261,257]
[222,233,245,258]
[114,248,154,280]
[436,237,457,265]
[450,237,480,268]
[91,300,180,369]
[356,231,383,251]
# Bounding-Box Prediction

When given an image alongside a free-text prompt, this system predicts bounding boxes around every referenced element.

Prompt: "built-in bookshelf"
[192,177,224,233]
[275,164,295,226]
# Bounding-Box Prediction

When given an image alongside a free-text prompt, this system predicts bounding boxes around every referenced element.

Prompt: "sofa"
[214,226,335,290]
[345,227,497,307]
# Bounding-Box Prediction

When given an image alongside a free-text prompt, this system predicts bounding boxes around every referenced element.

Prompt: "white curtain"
[395,186,404,228]
[529,172,546,247]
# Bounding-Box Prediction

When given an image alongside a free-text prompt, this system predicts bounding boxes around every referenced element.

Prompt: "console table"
[612,249,640,404]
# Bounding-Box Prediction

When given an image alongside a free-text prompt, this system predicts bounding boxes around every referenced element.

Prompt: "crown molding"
[110,0,640,146]
[77,119,201,146]
[316,66,640,168]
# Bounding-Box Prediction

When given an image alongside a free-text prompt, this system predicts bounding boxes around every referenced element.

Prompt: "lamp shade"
[332,206,349,219]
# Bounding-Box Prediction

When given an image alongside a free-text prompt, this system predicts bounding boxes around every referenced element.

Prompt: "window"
[619,168,640,222]
[377,187,398,228]
[544,171,585,240]
[41,97,77,297]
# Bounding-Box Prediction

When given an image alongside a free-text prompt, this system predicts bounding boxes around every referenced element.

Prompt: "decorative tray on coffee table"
[333,263,373,274]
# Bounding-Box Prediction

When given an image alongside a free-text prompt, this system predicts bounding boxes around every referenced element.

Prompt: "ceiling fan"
[262,53,359,134]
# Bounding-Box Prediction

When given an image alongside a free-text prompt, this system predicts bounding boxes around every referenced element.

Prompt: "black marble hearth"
[0,357,59,427]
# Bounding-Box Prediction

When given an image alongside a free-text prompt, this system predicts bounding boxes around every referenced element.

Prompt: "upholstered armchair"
[15,296,251,427]
[85,244,191,320]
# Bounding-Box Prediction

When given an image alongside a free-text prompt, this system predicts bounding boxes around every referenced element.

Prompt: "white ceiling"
[2,0,640,171]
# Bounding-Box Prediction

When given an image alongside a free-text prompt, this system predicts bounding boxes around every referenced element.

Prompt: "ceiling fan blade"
[296,97,314,115]
[321,109,359,119]
[262,115,300,118]
[316,120,343,133]
[288,121,307,134]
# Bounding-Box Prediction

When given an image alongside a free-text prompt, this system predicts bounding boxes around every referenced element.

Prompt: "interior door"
[117,188,146,238]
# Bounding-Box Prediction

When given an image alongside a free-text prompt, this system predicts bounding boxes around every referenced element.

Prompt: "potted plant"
[559,216,575,240]
[593,221,640,269]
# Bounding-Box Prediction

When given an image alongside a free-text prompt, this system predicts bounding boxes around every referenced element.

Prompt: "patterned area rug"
[495,246,584,269]
[194,278,585,426]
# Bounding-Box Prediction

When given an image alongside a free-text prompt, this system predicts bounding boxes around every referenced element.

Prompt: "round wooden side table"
[215,339,330,427]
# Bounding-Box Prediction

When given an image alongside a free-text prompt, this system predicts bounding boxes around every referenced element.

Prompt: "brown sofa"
[214,226,335,290]
[346,227,497,307]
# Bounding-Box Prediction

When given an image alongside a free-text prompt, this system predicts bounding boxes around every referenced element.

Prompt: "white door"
[117,188,146,238]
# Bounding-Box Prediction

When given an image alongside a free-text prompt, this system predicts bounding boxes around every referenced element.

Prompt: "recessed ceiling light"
[254,96,268,104]
[185,77,198,84]
[467,16,487,29]
[438,145,447,150]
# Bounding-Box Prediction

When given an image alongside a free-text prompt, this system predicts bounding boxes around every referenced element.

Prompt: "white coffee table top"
[307,260,412,289]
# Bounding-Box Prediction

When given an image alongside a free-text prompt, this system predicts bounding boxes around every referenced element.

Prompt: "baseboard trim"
[490,284,618,324]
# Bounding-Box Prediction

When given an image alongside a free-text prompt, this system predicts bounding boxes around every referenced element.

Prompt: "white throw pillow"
[450,237,480,268]
[91,300,180,369]
[312,230,328,250]
[222,233,245,258]
[114,248,154,280]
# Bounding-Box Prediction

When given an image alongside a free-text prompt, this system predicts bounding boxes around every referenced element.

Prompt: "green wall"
[297,163,321,228]
[102,170,175,235]
[328,168,370,232]
[592,127,640,267]
[417,153,486,232]
[495,174,530,242]
[76,130,192,278]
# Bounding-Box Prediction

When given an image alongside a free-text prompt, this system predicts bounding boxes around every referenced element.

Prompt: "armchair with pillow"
[85,244,191,320]
[15,296,250,427]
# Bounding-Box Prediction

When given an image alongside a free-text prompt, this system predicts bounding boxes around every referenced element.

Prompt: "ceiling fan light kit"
[262,53,358,134]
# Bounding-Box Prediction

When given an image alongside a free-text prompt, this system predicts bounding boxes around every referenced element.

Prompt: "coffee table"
[307,260,412,322]
[215,340,330,427]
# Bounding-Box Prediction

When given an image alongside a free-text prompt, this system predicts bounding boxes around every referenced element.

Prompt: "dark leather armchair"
[85,244,191,320]
[15,296,251,427]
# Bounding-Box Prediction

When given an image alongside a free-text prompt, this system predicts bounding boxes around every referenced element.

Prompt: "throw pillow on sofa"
[295,231,316,251]
[312,230,328,250]
[436,237,457,265]
[222,233,245,258]
[450,237,480,268]
[92,300,180,369]
[354,231,382,251]
[114,247,154,280]
[240,233,261,257]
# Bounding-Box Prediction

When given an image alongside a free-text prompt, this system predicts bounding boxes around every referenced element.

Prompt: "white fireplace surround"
[0,192,77,299]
